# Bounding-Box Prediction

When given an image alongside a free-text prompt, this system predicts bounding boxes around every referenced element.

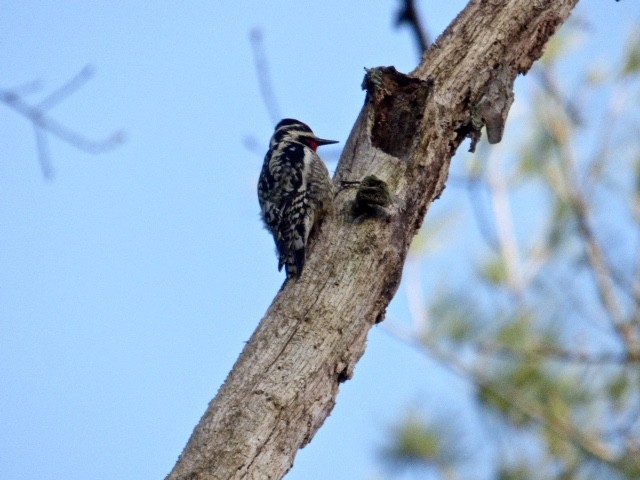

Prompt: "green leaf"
[479,255,509,285]
[621,26,640,77]
[428,292,481,343]
[497,463,542,480]
[496,314,532,348]
[547,198,573,250]
[379,413,462,471]
[607,373,629,410]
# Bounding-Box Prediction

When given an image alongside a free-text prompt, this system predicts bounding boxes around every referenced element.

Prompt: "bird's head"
[270,118,338,151]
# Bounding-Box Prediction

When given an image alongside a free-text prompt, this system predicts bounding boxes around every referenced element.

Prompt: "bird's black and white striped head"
[269,118,338,151]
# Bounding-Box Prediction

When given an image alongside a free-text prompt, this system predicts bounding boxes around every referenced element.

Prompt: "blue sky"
[1,2,638,479]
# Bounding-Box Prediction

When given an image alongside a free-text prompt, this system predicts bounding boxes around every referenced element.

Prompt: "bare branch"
[0,66,125,178]
[450,350,622,470]
[383,321,625,470]
[249,28,282,124]
[1,90,124,154]
[6,79,43,96]
[33,124,53,179]
[533,67,583,125]
[561,147,637,353]
[475,340,640,364]
[487,152,524,292]
[37,65,95,111]
[534,67,639,355]
[395,0,431,55]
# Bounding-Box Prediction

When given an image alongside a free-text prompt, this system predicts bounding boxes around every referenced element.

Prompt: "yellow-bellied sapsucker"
[258,118,338,279]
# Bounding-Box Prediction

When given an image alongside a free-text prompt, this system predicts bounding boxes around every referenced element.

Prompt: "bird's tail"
[278,222,306,278]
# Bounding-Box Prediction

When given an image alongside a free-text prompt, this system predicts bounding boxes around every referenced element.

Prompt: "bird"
[258,118,338,279]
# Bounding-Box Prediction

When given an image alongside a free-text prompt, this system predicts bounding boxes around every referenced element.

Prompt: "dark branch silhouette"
[0,65,125,179]
[249,28,282,124]
[395,0,431,55]
[33,123,53,178]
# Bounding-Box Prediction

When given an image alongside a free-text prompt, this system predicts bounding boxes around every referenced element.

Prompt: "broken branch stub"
[362,66,433,159]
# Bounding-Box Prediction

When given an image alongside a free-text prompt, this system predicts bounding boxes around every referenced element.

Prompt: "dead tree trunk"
[167,1,579,478]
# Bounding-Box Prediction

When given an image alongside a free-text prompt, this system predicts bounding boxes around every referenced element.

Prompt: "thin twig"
[33,124,53,179]
[1,90,125,153]
[249,28,282,124]
[37,65,95,111]
[487,151,523,293]
[475,340,638,364]
[382,321,626,471]
[5,79,43,96]
[395,0,430,56]
[562,145,635,351]
[1,66,124,178]
[533,67,583,126]
[536,73,638,356]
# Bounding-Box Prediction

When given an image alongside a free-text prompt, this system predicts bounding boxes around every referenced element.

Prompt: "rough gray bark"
[166,1,580,478]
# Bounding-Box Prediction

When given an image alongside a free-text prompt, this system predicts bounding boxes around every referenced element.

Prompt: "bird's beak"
[314,136,339,146]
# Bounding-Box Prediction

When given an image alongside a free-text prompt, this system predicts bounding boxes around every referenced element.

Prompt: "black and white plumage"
[258,118,338,279]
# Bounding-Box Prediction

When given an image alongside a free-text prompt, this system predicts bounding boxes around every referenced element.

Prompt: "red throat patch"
[307,138,318,151]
